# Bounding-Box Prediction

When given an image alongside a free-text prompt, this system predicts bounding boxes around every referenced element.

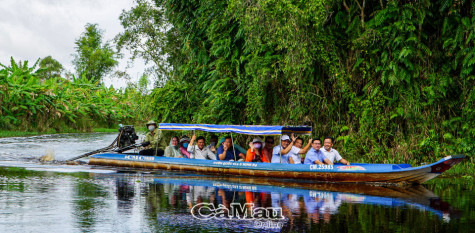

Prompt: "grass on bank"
[438,157,474,178]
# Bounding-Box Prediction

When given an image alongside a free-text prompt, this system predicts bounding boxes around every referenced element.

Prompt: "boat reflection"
[110,174,459,231]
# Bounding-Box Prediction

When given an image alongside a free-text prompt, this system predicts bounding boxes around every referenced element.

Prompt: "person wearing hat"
[271,133,311,164]
[245,138,269,163]
[179,135,191,158]
[139,120,165,156]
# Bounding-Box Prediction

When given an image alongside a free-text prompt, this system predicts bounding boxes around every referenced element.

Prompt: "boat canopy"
[158,123,312,135]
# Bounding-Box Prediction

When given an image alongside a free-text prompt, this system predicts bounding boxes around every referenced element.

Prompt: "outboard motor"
[118,125,139,148]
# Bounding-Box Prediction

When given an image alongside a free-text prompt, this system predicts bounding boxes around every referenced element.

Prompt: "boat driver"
[139,120,165,156]
[320,137,350,165]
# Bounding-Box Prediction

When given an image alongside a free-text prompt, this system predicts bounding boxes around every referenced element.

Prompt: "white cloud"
[0,0,147,88]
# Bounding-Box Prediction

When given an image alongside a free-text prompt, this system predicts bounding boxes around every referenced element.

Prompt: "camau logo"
[191,203,284,221]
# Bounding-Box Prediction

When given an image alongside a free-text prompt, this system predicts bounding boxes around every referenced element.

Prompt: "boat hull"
[89,153,465,185]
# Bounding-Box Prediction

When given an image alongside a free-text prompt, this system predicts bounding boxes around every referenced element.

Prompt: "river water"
[0,133,473,232]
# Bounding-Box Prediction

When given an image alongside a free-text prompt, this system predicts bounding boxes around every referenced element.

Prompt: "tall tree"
[72,23,119,83]
[142,0,474,163]
[37,56,64,80]
[115,0,173,85]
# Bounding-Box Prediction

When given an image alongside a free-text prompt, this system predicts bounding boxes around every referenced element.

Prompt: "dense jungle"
[1,0,473,174]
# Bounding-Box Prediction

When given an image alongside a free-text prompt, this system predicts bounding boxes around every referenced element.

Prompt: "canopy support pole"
[280,147,282,164]
[154,129,159,156]
[231,132,237,161]
[192,130,196,159]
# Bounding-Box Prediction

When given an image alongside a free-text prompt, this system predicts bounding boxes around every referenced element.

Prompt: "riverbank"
[0,128,117,138]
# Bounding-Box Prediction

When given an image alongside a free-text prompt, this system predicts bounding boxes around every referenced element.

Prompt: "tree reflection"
[72,180,108,231]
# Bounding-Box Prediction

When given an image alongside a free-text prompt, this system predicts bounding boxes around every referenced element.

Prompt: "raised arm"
[187,135,196,153]
[279,133,296,154]
[188,135,196,147]
[246,142,255,162]
[218,143,228,160]
[299,138,312,154]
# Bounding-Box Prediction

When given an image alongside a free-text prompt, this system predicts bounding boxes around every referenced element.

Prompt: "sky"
[0,0,147,88]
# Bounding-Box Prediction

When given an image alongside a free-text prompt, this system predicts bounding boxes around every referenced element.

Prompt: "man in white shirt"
[320,137,350,165]
[188,135,217,160]
[271,134,311,164]
[289,137,312,164]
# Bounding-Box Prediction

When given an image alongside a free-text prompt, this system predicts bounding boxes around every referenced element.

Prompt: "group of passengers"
[139,121,350,165]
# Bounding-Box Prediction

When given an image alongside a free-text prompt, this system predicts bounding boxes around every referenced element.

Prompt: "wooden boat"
[88,123,465,185]
[89,153,465,185]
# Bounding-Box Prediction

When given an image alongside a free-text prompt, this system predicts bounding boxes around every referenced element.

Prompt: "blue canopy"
[158,123,312,135]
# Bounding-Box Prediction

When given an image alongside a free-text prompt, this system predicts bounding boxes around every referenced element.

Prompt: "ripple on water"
[0,132,119,161]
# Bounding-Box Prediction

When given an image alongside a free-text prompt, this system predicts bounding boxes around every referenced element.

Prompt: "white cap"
[280,135,291,141]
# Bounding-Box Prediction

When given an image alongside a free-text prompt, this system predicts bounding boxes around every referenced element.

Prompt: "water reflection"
[108,175,460,232]
[0,165,470,232]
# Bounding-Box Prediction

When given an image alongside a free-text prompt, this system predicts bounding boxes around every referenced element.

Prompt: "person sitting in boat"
[179,136,191,158]
[304,138,332,165]
[262,136,274,162]
[217,136,245,161]
[245,138,270,163]
[291,137,312,164]
[207,134,219,154]
[139,120,164,156]
[271,134,311,164]
[164,136,183,158]
[218,136,247,155]
[320,137,350,165]
[270,134,293,163]
[188,135,217,160]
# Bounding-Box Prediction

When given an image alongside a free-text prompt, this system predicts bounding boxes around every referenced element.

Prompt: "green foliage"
[37,56,64,80]
[112,0,475,168]
[150,81,199,123]
[0,57,148,132]
[72,23,119,83]
[115,0,170,82]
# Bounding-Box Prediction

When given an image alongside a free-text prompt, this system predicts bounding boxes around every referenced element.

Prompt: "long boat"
[88,123,466,185]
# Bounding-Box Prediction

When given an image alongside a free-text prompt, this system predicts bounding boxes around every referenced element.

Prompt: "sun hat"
[280,135,291,141]
[146,120,157,126]
[179,136,190,143]
[252,138,262,143]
